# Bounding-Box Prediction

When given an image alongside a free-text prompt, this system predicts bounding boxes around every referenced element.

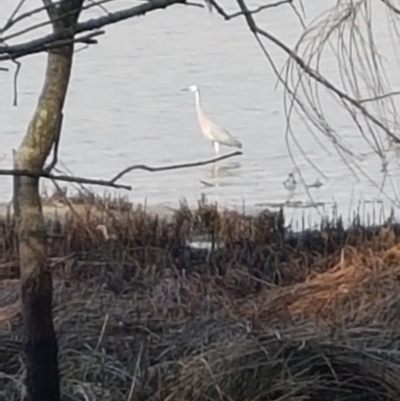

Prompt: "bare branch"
[233,0,400,148]
[4,31,105,60]
[380,0,400,15]
[0,0,28,33]
[207,0,292,20]
[0,151,242,191]
[110,151,243,183]
[359,91,400,104]
[0,0,110,34]
[0,0,189,61]
[46,30,104,47]
[12,59,21,106]
[86,0,111,15]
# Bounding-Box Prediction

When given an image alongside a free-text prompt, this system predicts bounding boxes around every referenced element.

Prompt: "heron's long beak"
[181,87,189,92]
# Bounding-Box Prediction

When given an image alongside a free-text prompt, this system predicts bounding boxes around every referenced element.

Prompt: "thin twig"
[359,91,400,104]
[0,151,242,191]
[3,0,82,42]
[1,167,132,190]
[380,0,400,15]
[50,179,82,221]
[0,0,109,33]
[86,0,111,15]
[12,59,21,106]
[232,0,400,145]
[110,151,243,183]
[0,0,190,61]
[0,0,28,33]
[209,0,292,20]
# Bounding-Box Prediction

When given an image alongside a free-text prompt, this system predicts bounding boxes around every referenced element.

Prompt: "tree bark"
[13,2,83,400]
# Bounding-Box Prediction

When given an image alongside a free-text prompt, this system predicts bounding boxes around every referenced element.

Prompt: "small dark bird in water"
[283,172,297,191]
[307,179,323,189]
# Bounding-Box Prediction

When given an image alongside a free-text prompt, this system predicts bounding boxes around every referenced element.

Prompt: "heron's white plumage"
[186,85,242,153]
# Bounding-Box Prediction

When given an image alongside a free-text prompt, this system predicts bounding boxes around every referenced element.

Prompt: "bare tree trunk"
[13,2,83,400]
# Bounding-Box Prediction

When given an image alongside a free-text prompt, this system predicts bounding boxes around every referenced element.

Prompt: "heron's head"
[181,84,198,92]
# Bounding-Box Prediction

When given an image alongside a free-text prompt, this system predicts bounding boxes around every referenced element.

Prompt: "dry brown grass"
[1,194,400,400]
[234,243,400,328]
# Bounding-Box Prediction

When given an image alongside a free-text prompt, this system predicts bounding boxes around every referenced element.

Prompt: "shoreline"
[0,200,184,223]
[0,194,394,231]
[0,195,271,223]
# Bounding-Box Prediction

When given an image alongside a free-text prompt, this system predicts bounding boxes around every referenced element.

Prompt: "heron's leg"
[213,142,220,155]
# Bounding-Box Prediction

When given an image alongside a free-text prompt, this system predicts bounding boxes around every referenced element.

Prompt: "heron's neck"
[194,90,201,112]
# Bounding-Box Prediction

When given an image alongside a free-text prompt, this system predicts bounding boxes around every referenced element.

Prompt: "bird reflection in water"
[208,161,241,178]
[200,161,242,187]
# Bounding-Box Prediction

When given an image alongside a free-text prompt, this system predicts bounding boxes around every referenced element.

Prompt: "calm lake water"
[1,0,400,227]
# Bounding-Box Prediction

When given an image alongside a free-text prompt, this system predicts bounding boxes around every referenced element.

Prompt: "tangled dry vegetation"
[1,194,400,400]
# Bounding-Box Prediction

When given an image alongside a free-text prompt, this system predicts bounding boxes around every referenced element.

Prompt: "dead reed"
[1,194,400,400]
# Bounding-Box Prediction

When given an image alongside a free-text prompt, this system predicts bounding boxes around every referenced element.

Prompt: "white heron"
[283,172,297,191]
[182,85,243,155]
